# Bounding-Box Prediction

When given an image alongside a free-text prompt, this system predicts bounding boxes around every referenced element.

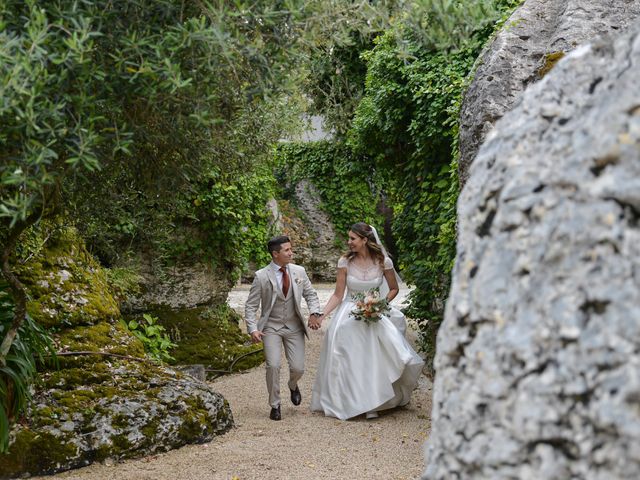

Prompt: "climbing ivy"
[274,141,385,241]
[190,165,277,276]
[346,0,523,367]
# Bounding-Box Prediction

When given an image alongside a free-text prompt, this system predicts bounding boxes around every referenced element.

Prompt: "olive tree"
[0,0,312,449]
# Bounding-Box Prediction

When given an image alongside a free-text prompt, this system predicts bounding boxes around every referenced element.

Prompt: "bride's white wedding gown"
[311,257,425,420]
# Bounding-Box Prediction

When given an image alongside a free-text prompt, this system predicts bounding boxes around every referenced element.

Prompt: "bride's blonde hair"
[343,222,385,265]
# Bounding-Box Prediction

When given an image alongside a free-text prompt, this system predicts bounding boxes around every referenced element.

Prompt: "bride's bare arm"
[383,268,399,302]
[322,267,347,317]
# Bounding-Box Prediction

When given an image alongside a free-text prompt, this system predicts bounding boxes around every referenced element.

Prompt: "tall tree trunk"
[0,212,41,365]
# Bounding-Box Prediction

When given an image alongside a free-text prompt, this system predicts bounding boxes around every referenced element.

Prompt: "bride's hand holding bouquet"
[351,288,389,325]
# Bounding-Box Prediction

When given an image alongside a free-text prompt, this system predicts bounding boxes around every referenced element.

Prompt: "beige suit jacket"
[244,263,321,338]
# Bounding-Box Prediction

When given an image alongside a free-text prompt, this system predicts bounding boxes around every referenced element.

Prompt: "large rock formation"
[424,23,640,479]
[0,228,233,478]
[289,180,343,282]
[458,0,640,186]
[1,361,233,479]
[123,253,233,312]
[245,185,342,283]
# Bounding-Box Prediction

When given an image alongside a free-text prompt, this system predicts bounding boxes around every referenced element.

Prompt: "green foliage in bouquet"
[351,288,390,325]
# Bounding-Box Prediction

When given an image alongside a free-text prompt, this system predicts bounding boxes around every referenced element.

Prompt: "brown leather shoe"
[290,386,302,406]
[270,405,281,421]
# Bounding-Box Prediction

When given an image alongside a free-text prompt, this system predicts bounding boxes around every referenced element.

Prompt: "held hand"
[307,315,316,329]
[308,313,324,330]
[250,331,265,344]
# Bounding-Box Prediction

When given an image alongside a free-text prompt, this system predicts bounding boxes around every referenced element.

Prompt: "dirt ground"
[33,283,432,480]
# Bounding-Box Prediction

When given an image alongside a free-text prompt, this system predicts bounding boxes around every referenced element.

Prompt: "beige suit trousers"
[262,326,305,408]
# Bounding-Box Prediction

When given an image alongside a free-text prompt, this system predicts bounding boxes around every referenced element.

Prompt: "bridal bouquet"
[351,288,389,325]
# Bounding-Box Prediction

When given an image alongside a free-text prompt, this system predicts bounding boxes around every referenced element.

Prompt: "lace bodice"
[338,256,394,295]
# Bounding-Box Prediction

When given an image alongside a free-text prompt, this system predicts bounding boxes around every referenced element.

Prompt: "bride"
[310,222,424,420]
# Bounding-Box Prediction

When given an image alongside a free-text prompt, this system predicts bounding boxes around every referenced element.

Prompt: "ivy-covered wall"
[301,0,523,370]
[274,141,385,243]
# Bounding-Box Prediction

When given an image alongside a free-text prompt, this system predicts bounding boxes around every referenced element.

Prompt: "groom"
[245,235,323,420]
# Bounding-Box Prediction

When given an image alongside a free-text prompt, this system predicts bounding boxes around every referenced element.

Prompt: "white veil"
[369,225,407,335]
[369,225,403,298]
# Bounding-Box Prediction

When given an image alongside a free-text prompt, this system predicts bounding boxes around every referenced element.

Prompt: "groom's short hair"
[268,235,291,255]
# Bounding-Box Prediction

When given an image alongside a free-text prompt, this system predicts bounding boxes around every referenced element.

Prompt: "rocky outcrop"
[424,23,640,479]
[290,181,342,282]
[248,185,342,283]
[0,360,232,479]
[155,304,265,378]
[1,227,233,478]
[123,255,233,312]
[458,0,640,186]
[16,227,119,328]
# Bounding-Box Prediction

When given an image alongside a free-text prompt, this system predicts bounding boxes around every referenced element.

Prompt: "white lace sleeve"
[337,256,349,269]
[384,256,394,270]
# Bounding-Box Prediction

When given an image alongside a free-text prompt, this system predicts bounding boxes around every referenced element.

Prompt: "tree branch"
[0,184,61,365]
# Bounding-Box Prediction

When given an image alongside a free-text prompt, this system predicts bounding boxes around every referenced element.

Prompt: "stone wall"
[244,183,342,283]
[289,180,342,282]
[123,253,234,313]
[424,23,640,479]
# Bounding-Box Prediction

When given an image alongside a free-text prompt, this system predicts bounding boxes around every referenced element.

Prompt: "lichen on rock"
[16,226,119,328]
[457,0,640,186]
[1,224,235,478]
[425,22,640,480]
[0,362,233,478]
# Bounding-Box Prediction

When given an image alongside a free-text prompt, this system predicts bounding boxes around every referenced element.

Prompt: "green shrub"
[347,0,522,368]
[189,165,277,278]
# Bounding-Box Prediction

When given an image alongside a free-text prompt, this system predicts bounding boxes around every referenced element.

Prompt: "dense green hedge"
[190,165,276,276]
[347,31,476,364]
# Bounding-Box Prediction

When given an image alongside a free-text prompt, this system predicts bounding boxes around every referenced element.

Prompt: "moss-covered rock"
[1,223,236,478]
[55,321,146,368]
[0,362,233,478]
[143,304,264,378]
[537,51,566,78]
[0,429,78,477]
[15,226,119,328]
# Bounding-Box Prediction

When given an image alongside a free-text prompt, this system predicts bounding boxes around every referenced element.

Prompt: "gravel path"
[35,283,432,480]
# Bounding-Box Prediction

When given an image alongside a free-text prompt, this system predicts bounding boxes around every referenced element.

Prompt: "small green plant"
[125,314,176,363]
